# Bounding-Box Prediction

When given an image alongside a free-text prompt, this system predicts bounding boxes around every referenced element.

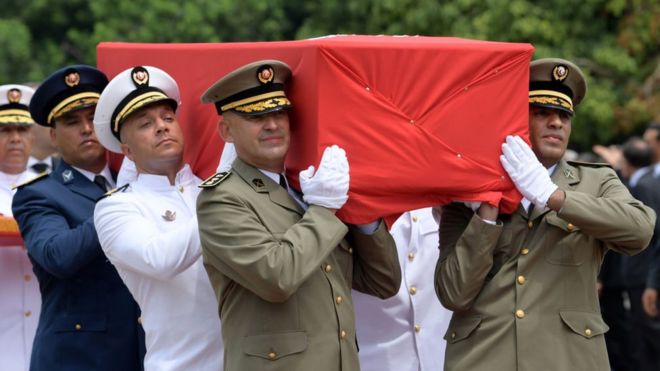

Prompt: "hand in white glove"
[216,143,237,173]
[299,145,350,209]
[500,135,558,208]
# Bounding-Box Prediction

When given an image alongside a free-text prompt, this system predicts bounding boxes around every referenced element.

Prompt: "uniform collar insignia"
[162,210,176,222]
[564,168,574,179]
[62,169,74,183]
[252,178,265,188]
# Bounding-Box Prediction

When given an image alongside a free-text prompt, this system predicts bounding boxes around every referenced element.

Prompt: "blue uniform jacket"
[12,161,145,371]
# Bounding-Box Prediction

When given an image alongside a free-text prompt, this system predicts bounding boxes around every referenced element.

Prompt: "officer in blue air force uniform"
[12,65,145,371]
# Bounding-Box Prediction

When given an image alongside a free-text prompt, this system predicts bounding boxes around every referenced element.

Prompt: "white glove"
[500,135,558,208]
[216,143,237,173]
[299,145,350,209]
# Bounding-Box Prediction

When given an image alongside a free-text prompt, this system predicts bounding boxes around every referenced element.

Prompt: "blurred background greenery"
[0,0,657,150]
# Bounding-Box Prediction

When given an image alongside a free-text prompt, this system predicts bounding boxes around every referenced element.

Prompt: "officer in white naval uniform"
[92,66,223,370]
[353,207,452,371]
[0,84,41,371]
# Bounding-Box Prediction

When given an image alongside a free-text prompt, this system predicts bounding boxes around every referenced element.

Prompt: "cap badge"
[132,67,149,87]
[552,65,569,82]
[252,178,265,188]
[162,210,176,222]
[7,89,21,103]
[257,66,274,84]
[64,71,80,87]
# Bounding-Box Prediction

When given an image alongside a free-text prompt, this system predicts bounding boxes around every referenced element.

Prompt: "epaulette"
[96,183,130,201]
[199,171,231,188]
[12,172,48,190]
[566,160,613,169]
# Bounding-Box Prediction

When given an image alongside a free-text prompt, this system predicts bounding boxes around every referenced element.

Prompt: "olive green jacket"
[197,158,401,371]
[435,160,655,371]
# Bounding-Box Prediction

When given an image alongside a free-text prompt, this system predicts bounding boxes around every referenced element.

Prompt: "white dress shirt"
[353,207,452,371]
[0,169,41,371]
[94,164,223,371]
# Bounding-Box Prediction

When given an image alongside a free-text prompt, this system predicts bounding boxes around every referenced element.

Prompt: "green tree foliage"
[0,0,657,149]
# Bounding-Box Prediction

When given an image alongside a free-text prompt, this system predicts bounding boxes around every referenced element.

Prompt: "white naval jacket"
[0,169,41,371]
[353,207,452,371]
[94,164,223,371]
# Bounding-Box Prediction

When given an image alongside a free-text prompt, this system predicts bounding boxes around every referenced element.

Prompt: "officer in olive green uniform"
[197,60,401,371]
[435,58,656,371]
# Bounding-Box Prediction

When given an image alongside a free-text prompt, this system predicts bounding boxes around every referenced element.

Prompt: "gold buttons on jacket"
[409,286,417,295]
[451,332,456,339]
[348,248,353,255]
[340,330,347,339]
[75,323,82,331]
[178,185,184,193]
[527,221,533,229]
[517,275,526,285]
[521,248,529,256]
[24,274,31,282]
[24,310,32,317]
[408,252,415,261]
[567,223,575,231]
[414,324,421,333]
[324,264,332,273]
[585,328,592,337]
[412,216,419,222]
[335,296,343,305]
[515,309,525,319]
[267,352,277,360]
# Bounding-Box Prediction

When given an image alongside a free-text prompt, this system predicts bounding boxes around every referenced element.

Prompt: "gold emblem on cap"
[257,67,274,84]
[552,65,569,82]
[132,68,149,86]
[64,72,80,87]
[7,89,21,103]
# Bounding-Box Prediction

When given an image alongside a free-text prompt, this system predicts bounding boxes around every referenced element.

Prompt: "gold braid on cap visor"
[0,109,34,125]
[529,89,574,113]
[220,91,290,112]
[113,91,169,134]
[47,92,100,124]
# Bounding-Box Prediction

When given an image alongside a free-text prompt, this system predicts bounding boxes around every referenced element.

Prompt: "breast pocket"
[544,214,586,266]
[242,331,308,361]
[444,315,482,344]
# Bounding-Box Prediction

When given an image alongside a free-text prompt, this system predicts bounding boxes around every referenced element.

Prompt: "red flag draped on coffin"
[97,36,533,223]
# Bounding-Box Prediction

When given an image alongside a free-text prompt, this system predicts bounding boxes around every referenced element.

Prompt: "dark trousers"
[601,288,635,371]
[628,287,660,371]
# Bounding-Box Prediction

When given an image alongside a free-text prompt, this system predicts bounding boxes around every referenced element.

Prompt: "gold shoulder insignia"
[566,160,613,169]
[199,171,231,188]
[12,172,49,190]
[96,184,130,202]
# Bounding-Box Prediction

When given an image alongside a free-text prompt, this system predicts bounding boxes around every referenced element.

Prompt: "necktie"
[279,174,288,190]
[94,175,109,191]
[31,163,49,173]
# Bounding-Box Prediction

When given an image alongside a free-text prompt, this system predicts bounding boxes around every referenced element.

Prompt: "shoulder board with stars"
[96,183,130,201]
[12,172,49,190]
[566,160,613,169]
[199,171,231,188]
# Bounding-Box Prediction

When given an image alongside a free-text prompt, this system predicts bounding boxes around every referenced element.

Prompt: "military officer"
[197,60,401,371]
[12,65,144,371]
[93,65,223,370]
[435,58,656,371]
[0,84,41,371]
